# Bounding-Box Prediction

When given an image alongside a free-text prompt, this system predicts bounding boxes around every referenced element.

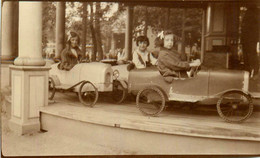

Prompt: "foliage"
[42,2,56,48]
[133,6,202,43]
[43,2,203,58]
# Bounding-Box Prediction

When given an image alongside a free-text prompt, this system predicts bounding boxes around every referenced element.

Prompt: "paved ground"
[2,110,133,156]
[1,88,260,156]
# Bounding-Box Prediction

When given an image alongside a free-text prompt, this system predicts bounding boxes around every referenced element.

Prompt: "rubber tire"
[112,80,127,104]
[78,81,99,107]
[48,77,56,100]
[216,90,253,123]
[136,86,166,117]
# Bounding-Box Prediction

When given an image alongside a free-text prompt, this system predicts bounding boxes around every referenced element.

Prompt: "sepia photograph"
[1,0,260,156]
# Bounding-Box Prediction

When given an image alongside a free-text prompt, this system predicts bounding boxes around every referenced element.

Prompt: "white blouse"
[132,49,157,69]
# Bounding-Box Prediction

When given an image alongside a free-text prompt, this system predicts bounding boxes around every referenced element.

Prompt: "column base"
[14,57,46,66]
[9,119,40,135]
[1,62,13,87]
[9,65,50,135]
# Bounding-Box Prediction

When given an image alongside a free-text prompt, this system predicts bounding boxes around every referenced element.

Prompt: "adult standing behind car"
[116,48,127,65]
[132,36,157,69]
[58,31,84,71]
[241,5,259,79]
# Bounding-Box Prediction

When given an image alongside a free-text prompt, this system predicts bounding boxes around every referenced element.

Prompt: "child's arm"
[132,51,146,69]
[78,49,85,62]
[149,53,158,65]
[159,52,190,70]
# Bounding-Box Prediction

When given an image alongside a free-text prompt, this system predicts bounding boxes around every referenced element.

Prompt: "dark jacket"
[58,45,84,71]
[157,47,190,78]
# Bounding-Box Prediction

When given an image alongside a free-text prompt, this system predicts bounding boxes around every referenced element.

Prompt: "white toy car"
[49,62,125,107]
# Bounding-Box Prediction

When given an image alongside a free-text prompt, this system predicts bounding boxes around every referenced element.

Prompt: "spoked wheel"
[216,90,253,123]
[136,87,166,116]
[112,80,127,104]
[48,77,56,100]
[78,81,98,107]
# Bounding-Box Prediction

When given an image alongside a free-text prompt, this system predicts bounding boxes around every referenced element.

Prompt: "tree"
[95,2,103,61]
[42,2,56,51]
[81,2,88,57]
[90,2,97,61]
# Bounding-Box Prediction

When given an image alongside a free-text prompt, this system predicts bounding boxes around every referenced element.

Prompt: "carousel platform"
[39,92,260,154]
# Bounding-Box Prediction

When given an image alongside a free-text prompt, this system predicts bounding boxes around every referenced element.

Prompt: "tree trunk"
[90,2,97,61]
[165,8,170,30]
[95,2,103,61]
[144,7,148,36]
[81,2,87,59]
[181,9,186,54]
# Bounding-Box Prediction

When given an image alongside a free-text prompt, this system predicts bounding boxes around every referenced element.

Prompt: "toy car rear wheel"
[216,90,253,123]
[48,77,56,100]
[136,87,166,116]
[112,80,127,104]
[78,81,98,107]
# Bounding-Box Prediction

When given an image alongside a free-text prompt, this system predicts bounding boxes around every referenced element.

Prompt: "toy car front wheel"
[112,80,127,104]
[216,90,253,123]
[48,77,56,100]
[78,81,99,107]
[136,87,166,116]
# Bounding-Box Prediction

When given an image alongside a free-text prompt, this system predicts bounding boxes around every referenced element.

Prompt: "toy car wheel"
[136,87,166,116]
[48,77,56,100]
[112,80,127,104]
[216,90,253,123]
[78,81,99,107]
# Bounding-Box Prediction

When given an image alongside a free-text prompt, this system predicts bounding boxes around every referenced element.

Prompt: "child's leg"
[187,67,195,78]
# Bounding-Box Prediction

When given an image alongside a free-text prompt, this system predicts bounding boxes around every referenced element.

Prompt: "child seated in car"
[132,36,157,69]
[157,30,200,82]
[58,31,84,71]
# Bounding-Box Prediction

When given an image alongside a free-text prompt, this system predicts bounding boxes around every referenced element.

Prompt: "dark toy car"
[113,64,256,123]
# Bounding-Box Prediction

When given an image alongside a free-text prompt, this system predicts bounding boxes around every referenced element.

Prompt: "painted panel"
[212,4,224,32]
[29,76,44,118]
[212,39,223,46]
[13,75,22,117]
[208,70,244,96]
[205,38,211,51]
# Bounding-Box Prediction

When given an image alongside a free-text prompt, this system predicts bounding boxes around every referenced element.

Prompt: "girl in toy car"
[157,30,201,82]
[58,31,84,71]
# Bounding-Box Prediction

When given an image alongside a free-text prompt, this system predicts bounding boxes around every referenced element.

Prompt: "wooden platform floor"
[42,92,260,142]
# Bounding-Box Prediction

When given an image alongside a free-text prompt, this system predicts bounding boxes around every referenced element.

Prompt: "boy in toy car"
[157,30,201,82]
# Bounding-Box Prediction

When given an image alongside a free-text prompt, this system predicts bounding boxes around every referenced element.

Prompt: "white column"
[9,2,50,135]
[14,2,45,66]
[1,2,18,88]
[1,1,17,61]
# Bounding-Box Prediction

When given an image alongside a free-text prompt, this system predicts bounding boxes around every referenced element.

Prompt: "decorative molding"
[13,75,22,118]
[29,75,45,118]
[9,65,51,71]
[14,57,46,66]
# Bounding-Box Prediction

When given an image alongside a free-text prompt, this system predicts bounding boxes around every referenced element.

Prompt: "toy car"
[48,62,126,107]
[113,64,256,123]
